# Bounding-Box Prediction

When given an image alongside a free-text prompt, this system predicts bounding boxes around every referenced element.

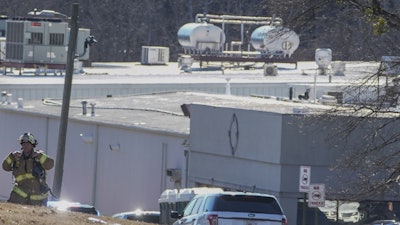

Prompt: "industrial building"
[0,9,395,224]
[0,59,395,225]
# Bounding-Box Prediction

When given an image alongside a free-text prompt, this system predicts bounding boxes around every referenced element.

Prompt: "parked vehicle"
[297,203,335,225]
[339,202,363,223]
[173,191,287,225]
[358,201,397,224]
[47,200,100,216]
[112,209,160,223]
[369,220,400,225]
[159,187,224,225]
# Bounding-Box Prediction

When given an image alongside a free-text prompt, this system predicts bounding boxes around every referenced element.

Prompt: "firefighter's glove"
[31,152,39,160]
[10,151,21,161]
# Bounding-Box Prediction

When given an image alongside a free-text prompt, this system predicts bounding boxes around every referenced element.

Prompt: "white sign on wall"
[299,166,311,192]
[308,184,325,208]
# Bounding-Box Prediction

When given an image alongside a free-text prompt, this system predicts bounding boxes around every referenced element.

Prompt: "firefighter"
[2,132,54,206]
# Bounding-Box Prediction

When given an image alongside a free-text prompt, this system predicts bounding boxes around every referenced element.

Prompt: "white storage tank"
[177,23,225,54]
[250,25,299,58]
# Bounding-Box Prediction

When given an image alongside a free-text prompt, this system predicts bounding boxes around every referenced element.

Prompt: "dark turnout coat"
[2,149,54,205]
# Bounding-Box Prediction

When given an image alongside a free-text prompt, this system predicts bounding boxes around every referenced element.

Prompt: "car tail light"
[207,214,218,225]
[282,218,288,225]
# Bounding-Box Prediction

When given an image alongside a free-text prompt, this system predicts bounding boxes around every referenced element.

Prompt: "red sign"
[31,22,41,27]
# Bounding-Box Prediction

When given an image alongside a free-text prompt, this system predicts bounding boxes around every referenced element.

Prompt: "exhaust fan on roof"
[263,64,277,76]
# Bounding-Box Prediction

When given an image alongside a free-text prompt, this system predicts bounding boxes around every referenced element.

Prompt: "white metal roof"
[0,61,377,85]
[158,187,224,203]
[0,60,382,135]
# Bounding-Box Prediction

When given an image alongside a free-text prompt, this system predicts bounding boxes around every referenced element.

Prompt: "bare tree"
[321,64,400,201]
[343,0,400,33]
[312,0,400,201]
[1,0,400,62]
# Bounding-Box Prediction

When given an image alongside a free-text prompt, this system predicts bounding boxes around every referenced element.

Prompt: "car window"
[183,198,198,216]
[68,206,98,215]
[203,196,214,212]
[127,214,160,223]
[212,195,283,214]
[191,197,204,215]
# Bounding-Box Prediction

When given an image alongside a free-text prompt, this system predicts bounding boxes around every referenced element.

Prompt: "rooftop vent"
[141,46,169,65]
[315,48,332,75]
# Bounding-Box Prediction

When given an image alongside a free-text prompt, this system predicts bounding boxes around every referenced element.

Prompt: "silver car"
[112,210,160,223]
[369,220,400,225]
[173,191,287,225]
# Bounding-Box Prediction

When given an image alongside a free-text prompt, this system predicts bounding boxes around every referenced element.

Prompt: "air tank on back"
[177,22,226,54]
[250,25,299,58]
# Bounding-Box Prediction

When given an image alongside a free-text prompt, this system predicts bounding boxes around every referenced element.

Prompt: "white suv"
[173,191,288,225]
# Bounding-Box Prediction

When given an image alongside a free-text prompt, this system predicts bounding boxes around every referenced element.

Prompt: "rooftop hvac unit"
[331,61,345,76]
[141,46,169,65]
[0,15,7,37]
[380,56,400,76]
[6,20,69,64]
[74,28,91,60]
[5,18,91,67]
[0,37,5,61]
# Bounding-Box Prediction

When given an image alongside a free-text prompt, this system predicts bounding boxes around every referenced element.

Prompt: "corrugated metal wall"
[0,109,187,215]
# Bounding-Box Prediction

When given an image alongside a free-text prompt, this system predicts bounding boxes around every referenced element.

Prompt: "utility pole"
[52,3,79,199]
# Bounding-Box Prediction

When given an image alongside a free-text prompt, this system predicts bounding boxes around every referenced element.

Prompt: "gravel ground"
[0,202,149,225]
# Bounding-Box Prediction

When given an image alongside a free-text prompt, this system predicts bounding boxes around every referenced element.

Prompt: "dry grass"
[0,202,147,225]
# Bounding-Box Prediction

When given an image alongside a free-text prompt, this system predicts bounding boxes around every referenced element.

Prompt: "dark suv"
[173,192,287,225]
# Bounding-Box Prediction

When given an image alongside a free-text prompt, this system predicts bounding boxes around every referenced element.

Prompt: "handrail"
[195,13,283,26]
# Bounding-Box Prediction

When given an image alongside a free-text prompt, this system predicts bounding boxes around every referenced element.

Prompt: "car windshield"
[211,195,283,214]
[47,201,100,216]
